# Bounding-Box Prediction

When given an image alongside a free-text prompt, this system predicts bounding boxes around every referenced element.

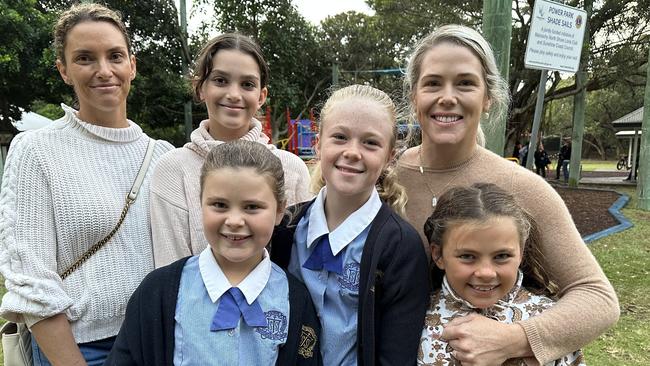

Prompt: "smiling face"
[433,216,523,309]
[413,42,490,155]
[201,168,284,275]
[199,49,268,141]
[315,98,394,206]
[56,21,136,127]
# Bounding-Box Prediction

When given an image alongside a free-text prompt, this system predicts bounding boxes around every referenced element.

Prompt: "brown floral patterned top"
[418,271,585,366]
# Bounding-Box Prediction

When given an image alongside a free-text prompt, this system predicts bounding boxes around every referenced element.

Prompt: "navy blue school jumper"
[104,257,321,366]
[271,200,430,366]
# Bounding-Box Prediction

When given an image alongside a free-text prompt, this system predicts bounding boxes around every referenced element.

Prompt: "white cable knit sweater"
[0,105,173,343]
[150,119,312,268]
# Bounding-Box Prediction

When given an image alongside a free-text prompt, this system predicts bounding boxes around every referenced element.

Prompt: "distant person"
[557,139,571,181]
[534,143,550,178]
[419,183,584,365]
[0,4,173,364]
[107,141,321,365]
[519,142,529,167]
[512,141,522,163]
[150,33,312,268]
[562,140,571,183]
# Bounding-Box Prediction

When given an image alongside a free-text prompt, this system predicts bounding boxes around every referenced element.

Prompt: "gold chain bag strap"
[60,138,156,279]
[1,139,156,366]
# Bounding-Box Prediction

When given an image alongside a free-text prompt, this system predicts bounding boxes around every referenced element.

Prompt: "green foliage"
[0,0,57,127]
[2,0,649,150]
[318,11,402,97]
[30,100,64,120]
[544,80,644,158]
[206,0,329,139]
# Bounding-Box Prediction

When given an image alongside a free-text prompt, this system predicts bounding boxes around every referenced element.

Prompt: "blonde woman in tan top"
[397,25,618,365]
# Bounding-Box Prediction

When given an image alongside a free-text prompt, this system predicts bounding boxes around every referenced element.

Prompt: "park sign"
[524,0,587,73]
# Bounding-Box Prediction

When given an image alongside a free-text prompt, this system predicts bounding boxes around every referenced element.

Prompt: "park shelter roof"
[615,130,643,138]
[612,107,643,130]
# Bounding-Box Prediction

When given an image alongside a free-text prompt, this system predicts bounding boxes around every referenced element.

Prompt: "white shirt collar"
[199,247,271,305]
[305,187,382,255]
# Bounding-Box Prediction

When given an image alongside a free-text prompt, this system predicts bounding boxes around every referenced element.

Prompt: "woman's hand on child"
[442,313,534,366]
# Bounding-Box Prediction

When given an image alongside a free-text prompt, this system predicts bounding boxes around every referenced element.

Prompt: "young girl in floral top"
[418,183,585,366]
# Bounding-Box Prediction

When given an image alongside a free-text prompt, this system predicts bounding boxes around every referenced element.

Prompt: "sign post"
[524,0,587,170]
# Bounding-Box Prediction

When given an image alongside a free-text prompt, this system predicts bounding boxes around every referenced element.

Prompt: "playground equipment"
[262,106,272,139]
[261,107,318,160]
[263,107,419,161]
[286,108,318,159]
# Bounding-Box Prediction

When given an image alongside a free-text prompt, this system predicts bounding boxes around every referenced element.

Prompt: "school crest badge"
[256,310,288,340]
[338,262,360,291]
[298,325,317,358]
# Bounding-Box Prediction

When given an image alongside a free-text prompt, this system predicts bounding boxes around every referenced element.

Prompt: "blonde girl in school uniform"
[271,85,430,365]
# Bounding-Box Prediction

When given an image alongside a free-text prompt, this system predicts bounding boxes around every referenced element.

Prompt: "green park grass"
[581,159,621,172]
[549,159,620,172]
[582,186,650,365]
[0,185,648,365]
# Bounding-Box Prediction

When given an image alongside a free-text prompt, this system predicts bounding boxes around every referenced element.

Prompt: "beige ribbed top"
[397,145,619,364]
[150,119,312,268]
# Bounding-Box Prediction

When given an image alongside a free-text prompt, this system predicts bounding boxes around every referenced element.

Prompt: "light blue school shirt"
[174,248,289,366]
[288,187,381,366]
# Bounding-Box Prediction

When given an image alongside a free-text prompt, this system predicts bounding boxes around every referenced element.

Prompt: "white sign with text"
[524,0,587,73]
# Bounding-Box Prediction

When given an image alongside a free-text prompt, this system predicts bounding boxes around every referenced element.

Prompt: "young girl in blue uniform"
[418,183,585,365]
[106,140,321,365]
[271,85,430,365]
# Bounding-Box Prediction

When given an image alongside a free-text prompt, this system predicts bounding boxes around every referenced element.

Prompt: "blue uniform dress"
[288,187,382,365]
[173,248,290,366]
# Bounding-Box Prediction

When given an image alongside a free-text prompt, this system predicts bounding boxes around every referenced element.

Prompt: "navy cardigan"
[271,200,430,365]
[105,257,322,366]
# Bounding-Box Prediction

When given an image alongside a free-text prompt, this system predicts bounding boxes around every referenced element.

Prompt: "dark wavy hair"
[424,182,558,296]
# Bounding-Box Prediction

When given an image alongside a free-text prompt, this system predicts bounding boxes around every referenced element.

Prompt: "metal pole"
[525,69,548,169]
[637,47,650,209]
[180,0,193,142]
[631,130,639,181]
[332,64,339,86]
[568,0,592,187]
[628,138,633,167]
[568,70,587,187]
[482,0,512,156]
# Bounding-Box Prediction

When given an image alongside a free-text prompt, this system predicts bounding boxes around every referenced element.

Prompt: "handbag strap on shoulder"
[59,139,157,279]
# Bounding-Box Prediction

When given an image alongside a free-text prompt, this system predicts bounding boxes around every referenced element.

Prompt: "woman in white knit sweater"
[0,4,172,365]
[150,34,312,268]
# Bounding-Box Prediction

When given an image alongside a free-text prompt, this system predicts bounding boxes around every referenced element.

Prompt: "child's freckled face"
[433,216,523,309]
[315,98,393,202]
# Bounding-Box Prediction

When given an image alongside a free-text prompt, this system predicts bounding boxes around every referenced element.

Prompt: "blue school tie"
[210,287,267,331]
[302,235,343,275]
